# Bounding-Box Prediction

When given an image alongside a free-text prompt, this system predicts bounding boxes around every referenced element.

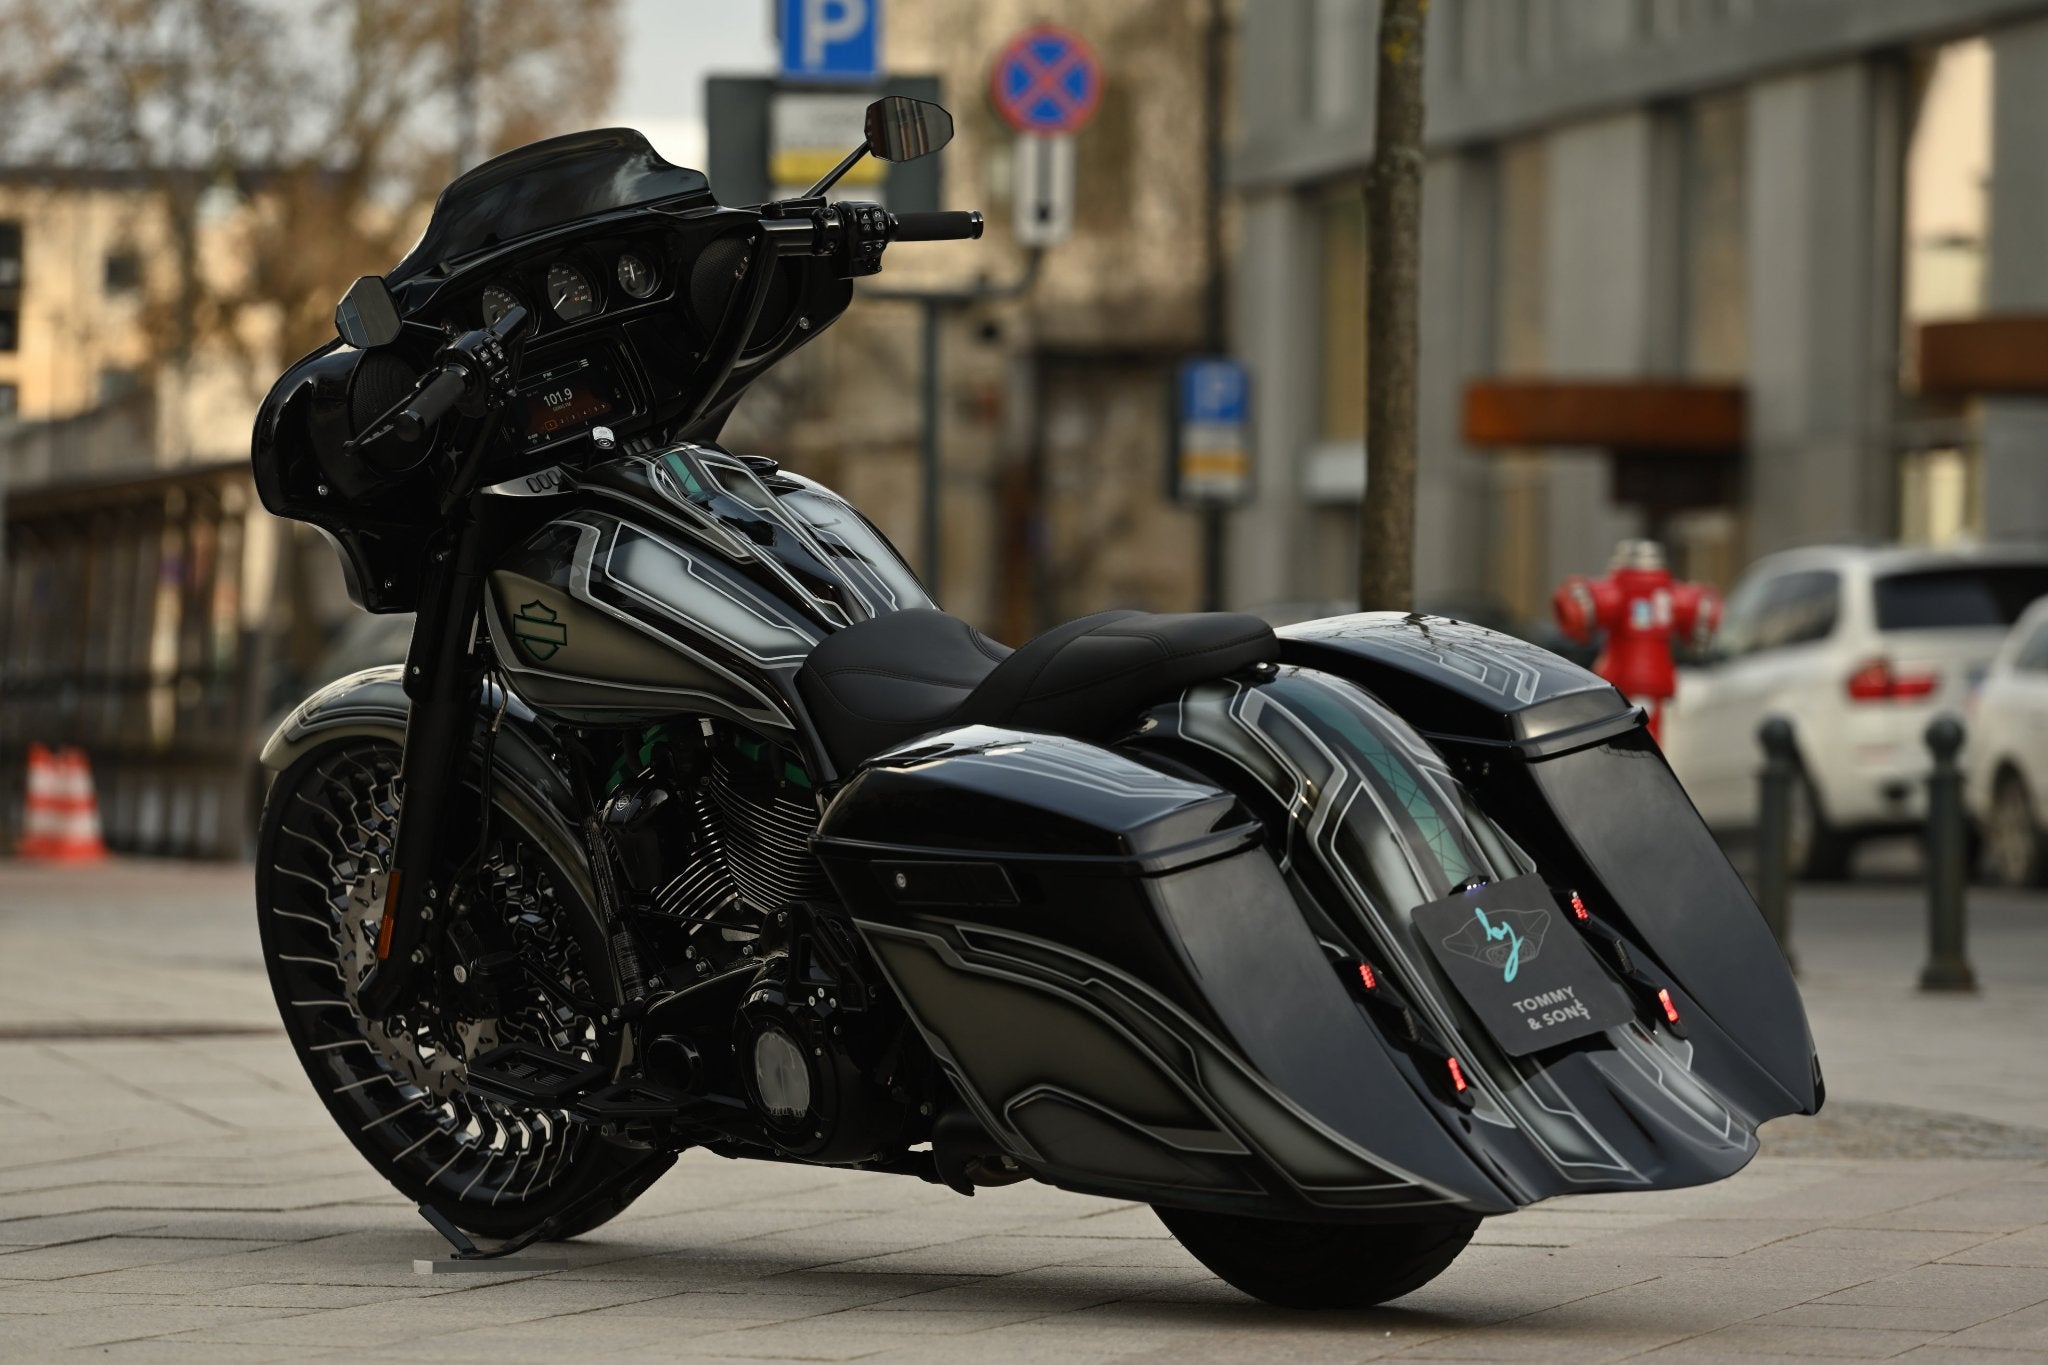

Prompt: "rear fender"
[1274,613,1818,1120]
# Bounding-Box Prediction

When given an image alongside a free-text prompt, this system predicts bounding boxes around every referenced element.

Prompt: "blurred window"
[1721,570,1839,656]
[1875,566,2048,630]
[1902,40,1990,338]
[0,308,16,352]
[98,368,141,403]
[1681,91,1748,379]
[2014,619,2048,673]
[0,383,15,417]
[0,222,19,289]
[103,251,142,293]
[1318,181,1365,443]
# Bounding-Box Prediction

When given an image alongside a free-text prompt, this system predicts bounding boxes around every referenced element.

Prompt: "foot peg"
[575,1079,692,1123]
[464,1043,607,1107]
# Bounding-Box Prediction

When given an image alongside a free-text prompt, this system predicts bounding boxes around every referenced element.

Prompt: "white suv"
[1662,544,2048,877]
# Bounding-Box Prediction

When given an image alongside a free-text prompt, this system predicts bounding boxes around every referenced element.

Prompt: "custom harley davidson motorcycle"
[252,98,1819,1308]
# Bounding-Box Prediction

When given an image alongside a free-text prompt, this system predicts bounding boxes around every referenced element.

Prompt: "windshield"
[389,128,712,284]
[1874,565,2048,631]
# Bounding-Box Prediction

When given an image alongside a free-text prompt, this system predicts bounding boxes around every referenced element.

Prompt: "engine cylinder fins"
[708,749,833,913]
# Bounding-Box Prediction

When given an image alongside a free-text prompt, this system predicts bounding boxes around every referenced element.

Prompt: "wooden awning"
[1462,380,1745,452]
[1917,316,2048,397]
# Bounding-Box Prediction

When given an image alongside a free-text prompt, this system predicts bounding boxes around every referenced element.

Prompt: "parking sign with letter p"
[781,0,880,83]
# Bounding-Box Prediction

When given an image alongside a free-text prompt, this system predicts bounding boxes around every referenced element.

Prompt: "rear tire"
[256,735,667,1240]
[1985,770,2048,889]
[1153,1205,1479,1309]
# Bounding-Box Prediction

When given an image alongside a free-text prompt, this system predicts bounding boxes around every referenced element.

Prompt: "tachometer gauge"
[616,252,658,299]
[480,283,520,327]
[546,262,598,320]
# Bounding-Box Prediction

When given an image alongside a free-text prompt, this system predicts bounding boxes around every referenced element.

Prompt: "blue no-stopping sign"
[991,26,1102,134]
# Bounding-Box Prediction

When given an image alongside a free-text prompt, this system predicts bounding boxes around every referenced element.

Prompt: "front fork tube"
[359,517,489,1018]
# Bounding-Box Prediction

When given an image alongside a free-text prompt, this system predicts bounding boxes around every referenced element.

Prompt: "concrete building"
[0,171,278,463]
[1229,0,2048,625]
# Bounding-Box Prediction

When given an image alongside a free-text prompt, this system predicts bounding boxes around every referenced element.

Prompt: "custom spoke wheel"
[256,736,662,1238]
[1154,1205,1480,1309]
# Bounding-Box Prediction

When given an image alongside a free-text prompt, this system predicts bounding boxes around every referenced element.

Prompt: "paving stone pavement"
[2,858,2047,1361]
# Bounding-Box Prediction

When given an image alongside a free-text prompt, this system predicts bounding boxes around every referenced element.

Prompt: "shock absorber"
[582,813,650,1006]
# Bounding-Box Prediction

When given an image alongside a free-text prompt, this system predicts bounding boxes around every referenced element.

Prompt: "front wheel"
[256,735,667,1239]
[1153,1205,1479,1309]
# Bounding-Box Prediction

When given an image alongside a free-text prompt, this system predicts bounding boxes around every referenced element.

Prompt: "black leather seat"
[797,608,1278,772]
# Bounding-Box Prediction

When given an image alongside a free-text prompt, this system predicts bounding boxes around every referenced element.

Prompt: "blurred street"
[2,859,2047,1361]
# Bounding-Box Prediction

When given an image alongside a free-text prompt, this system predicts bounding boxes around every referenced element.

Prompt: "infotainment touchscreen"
[518,355,619,446]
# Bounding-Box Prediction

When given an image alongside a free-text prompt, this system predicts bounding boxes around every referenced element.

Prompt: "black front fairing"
[387,129,713,292]
[251,129,851,614]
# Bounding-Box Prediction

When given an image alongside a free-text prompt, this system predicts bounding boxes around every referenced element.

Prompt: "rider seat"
[796,608,1278,773]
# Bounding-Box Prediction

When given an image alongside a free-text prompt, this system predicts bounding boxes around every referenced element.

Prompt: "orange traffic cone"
[17,744,109,863]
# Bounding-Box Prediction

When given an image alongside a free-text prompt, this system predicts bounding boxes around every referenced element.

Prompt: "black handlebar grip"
[892,210,984,242]
[393,366,470,442]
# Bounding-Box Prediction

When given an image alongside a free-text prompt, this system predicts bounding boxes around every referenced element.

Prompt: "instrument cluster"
[471,241,669,333]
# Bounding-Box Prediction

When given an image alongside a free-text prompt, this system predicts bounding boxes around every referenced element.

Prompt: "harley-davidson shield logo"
[1439,905,1550,984]
[513,600,567,661]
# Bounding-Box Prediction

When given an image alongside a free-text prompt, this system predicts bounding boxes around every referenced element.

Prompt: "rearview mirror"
[335,275,402,349]
[864,97,953,163]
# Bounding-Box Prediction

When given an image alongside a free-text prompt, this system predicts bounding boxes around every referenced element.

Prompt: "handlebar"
[765,205,986,256]
[345,304,528,453]
[392,366,470,441]
[892,210,984,242]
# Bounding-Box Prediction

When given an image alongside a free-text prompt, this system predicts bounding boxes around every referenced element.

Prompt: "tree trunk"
[1358,0,1428,611]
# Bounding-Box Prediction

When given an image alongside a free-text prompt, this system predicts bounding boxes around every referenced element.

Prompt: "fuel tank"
[483,442,929,756]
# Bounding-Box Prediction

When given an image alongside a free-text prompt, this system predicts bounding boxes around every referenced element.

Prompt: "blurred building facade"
[1231,0,2048,625]
[0,172,295,857]
[721,0,1234,642]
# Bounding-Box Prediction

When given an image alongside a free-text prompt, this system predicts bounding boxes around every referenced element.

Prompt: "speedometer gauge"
[480,283,520,327]
[546,262,598,320]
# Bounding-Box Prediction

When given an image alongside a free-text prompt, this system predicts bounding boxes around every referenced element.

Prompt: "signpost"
[992,26,1099,249]
[1173,358,1253,505]
[779,0,881,83]
[771,91,884,201]
[1011,133,1074,248]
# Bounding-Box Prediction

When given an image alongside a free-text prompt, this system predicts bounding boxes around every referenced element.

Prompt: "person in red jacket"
[1553,539,1720,741]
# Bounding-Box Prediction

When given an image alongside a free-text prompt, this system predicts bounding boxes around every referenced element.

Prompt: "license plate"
[1411,874,1636,1058]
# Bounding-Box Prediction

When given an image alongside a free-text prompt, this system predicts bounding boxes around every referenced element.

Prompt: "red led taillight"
[1657,987,1681,1025]
[1446,1057,1468,1093]
[1358,962,1377,991]
[1569,890,1589,922]
[1846,658,1937,701]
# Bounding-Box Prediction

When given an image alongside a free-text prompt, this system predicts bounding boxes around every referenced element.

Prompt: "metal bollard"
[1919,715,1977,992]
[1755,716,1797,972]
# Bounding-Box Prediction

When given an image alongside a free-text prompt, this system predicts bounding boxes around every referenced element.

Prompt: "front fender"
[260,665,592,906]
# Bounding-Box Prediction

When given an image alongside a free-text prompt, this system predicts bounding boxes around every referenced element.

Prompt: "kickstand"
[413,1203,568,1274]
[410,1150,674,1275]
